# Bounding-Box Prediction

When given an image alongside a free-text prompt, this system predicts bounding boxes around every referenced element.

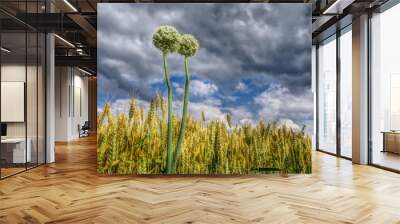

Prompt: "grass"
[97,95,312,174]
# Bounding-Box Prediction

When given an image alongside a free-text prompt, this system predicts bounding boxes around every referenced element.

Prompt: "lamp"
[54,34,75,48]
[78,67,93,76]
[63,0,78,12]
[1,47,11,53]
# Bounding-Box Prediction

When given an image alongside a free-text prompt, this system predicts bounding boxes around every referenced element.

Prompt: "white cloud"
[102,95,226,125]
[226,106,253,126]
[172,82,180,88]
[277,119,301,130]
[239,118,254,126]
[101,98,150,116]
[99,83,314,133]
[189,102,225,122]
[190,80,218,96]
[235,81,247,92]
[224,95,237,101]
[98,4,311,102]
[254,84,313,130]
[176,88,184,95]
[202,97,222,106]
[110,98,130,115]
[173,82,184,95]
[173,95,224,122]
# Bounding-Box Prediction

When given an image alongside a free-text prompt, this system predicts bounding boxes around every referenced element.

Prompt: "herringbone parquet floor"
[1,135,400,224]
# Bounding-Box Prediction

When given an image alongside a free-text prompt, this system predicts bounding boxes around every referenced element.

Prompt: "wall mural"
[97,3,313,175]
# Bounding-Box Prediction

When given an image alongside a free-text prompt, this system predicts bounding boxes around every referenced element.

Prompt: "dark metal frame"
[336,23,341,158]
[0,19,2,179]
[315,22,353,162]
[367,10,373,166]
[315,44,319,152]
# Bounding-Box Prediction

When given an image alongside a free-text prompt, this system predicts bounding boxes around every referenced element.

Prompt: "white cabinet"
[1,82,25,122]
[1,138,32,163]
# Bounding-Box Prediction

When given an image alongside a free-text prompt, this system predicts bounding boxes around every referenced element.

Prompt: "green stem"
[171,57,190,173]
[163,53,173,174]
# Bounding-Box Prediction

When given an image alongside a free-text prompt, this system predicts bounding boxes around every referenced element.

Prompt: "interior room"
[0,9,46,178]
[0,0,400,223]
[54,66,91,141]
[0,0,96,179]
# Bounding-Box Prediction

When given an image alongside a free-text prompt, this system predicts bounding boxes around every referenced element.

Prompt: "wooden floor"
[373,151,400,171]
[0,167,26,178]
[1,136,400,223]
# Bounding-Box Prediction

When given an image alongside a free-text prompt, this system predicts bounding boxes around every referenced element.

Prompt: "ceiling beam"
[55,55,96,71]
[323,0,356,14]
[67,13,97,47]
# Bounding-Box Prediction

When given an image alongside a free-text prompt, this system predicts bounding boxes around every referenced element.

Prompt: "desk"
[382,131,400,154]
[1,138,31,163]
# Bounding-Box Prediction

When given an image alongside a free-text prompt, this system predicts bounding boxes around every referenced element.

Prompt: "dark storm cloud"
[98,3,311,99]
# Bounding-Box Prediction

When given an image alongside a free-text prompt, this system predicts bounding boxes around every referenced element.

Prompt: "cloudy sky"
[98,3,313,131]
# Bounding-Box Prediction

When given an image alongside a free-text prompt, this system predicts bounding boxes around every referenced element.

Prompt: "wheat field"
[97,95,312,175]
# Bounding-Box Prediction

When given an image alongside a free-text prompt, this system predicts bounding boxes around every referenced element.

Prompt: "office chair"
[79,121,90,138]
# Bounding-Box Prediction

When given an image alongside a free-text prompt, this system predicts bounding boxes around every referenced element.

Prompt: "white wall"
[71,73,89,138]
[1,65,40,138]
[1,82,25,122]
[55,67,69,141]
[1,65,26,137]
[55,67,89,141]
[1,63,46,164]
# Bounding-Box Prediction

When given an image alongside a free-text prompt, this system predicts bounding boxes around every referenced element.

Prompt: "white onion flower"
[152,25,181,54]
